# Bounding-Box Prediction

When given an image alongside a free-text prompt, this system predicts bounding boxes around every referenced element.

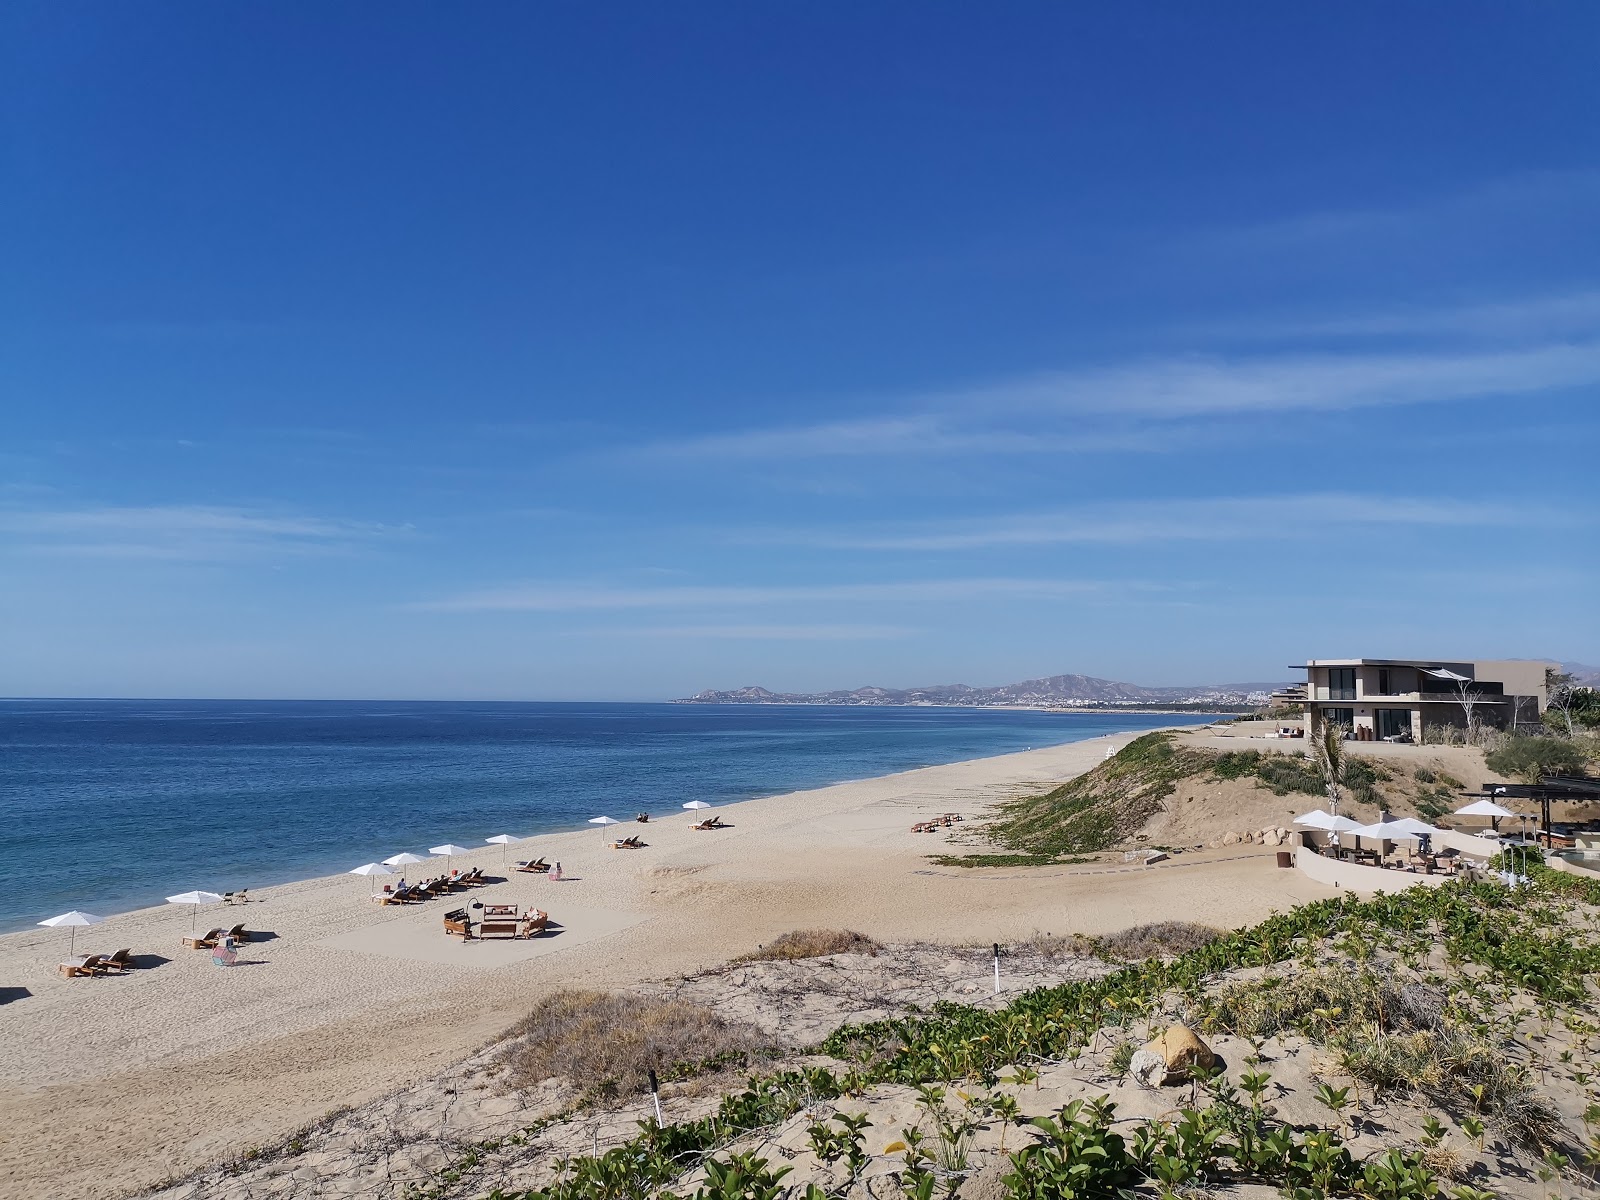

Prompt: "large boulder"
[1221,831,1242,846]
[1262,829,1282,847]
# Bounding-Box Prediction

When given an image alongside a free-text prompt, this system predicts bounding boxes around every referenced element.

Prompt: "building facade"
[1297,658,1553,742]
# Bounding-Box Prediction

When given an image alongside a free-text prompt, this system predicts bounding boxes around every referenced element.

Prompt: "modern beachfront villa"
[1295,657,1556,742]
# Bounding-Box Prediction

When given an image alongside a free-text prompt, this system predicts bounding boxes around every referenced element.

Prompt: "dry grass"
[499,990,770,1101]
[1094,921,1224,961]
[736,929,880,961]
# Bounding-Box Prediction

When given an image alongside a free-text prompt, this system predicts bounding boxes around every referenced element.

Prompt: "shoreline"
[3,711,1214,934]
[1,723,1335,1200]
[0,731,1127,935]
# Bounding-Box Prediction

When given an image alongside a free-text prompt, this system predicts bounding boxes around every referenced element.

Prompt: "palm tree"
[1314,723,1346,815]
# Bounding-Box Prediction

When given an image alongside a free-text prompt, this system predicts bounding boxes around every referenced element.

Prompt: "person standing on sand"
[551,861,562,881]
[212,933,238,968]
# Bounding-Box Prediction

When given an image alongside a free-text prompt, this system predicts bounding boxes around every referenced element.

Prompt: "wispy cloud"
[628,415,1160,461]
[625,341,1600,463]
[596,623,920,640]
[415,577,1105,613]
[0,505,399,561]
[1195,290,1600,346]
[743,493,1552,552]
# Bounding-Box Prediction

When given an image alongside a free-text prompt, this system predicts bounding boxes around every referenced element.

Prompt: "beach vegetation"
[461,867,1600,1200]
[1093,920,1223,961]
[977,732,1204,857]
[500,991,772,1101]
[736,929,880,961]
[1485,735,1591,784]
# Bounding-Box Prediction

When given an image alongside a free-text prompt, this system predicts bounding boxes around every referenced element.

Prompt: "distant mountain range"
[676,673,1290,709]
[681,661,1597,709]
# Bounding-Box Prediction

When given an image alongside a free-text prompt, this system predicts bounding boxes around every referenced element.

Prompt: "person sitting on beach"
[212,933,239,968]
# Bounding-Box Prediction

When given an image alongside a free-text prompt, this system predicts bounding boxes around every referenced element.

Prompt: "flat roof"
[1291,659,1473,669]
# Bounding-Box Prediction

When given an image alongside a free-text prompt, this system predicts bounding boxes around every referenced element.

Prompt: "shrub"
[1253,754,1326,797]
[736,929,879,961]
[1095,921,1223,961]
[1485,736,1590,785]
[499,991,769,1100]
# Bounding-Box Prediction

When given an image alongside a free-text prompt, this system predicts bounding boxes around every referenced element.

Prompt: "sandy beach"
[0,729,1337,1199]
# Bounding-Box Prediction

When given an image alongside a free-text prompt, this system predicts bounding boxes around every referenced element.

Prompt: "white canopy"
[1349,818,1440,840]
[383,851,426,867]
[38,910,103,957]
[166,890,224,905]
[350,862,392,893]
[166,890,224,931]
[587,816,620,826]
[39,910,103,928]
[1455,798,1516,819]
[1422,667,1471,682]
[1294,810,1361,831]
[428,843,472,856]
[485,834,520,845]
[682,801,713,811]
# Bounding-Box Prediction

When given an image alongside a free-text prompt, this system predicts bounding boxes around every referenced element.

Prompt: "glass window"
[1378,669,1391,694]
[1324,707,1354,729]
[1327,668,1356,701]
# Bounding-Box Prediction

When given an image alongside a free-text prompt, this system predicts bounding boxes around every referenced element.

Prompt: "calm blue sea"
[0,700,1211,932]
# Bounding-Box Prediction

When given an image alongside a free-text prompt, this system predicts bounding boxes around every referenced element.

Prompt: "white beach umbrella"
[682,801,712,811]
[1347,818,1440,851]
[166,890,224,930]
[429,843,473,871]
[349,862,393,893]
[1455,798,1516,831]
[383,851,426,867]
[485,833,520,862]
[588,816,620,840]
[38,910,103,958]
[1293,810,1361,831]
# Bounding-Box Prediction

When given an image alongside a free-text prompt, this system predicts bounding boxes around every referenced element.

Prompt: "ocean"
[0,700,1213,932]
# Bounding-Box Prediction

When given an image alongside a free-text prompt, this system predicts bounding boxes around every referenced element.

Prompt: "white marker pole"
[993,942,1001,994]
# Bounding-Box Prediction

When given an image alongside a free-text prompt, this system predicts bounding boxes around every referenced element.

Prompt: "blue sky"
[4,3,1598,699]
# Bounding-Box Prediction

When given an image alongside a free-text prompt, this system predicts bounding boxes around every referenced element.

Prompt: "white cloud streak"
[415,577,1104,613]
[746,493,1550,552]
[0,505,397,561]
[596,624,921,640]
[627,341,1600,463]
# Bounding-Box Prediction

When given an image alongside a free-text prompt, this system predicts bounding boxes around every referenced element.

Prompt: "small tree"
[1485,736,1590,785]
[1545,668,1580,738]
[1453,677,1485,744]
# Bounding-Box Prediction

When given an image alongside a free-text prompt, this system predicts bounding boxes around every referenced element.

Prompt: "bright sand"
[0,730,1337,1198]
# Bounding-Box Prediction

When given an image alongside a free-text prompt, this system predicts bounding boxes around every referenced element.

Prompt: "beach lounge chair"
[380,886,414,905]
[225,923,251,943]
[519,910,549,937]
[460,867,486,886]
[223,889,249,905]
[101,948,135,972]
[610,836,646,849]
[515,858,550,873]
[59,954,107,978]
[183,929,224,950]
